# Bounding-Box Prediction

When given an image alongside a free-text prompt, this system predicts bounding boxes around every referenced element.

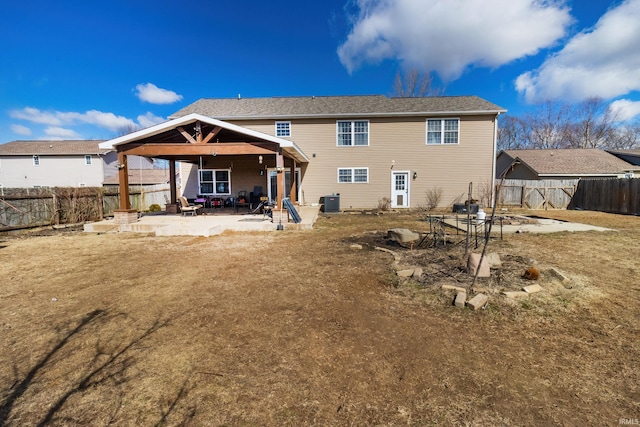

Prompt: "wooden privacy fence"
[0,185,170,231]
[497,179,578,210]
[568,178,640,215]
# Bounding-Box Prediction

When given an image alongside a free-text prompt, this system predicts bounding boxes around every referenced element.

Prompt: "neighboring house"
[101,95,505,211]
[606,149,640,168]
[0,140,160,188]
[496,149,639,180]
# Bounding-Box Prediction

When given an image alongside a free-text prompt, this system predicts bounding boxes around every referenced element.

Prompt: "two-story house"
[100,95,505,211]
[0,140,165,188]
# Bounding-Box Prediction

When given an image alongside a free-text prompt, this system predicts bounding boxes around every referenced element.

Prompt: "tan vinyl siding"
[0,155,105,188]
[228,115,497,209]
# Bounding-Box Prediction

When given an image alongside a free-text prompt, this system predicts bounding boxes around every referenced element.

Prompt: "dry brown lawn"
[0,210,638,426]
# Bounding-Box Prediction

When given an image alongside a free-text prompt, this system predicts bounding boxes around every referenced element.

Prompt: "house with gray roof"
[127,94,504,210]
[496,149,639,180]
[606,149,640,167]
[0,140,161,188]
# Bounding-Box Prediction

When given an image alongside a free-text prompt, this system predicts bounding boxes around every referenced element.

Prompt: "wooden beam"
[202,126,222,144]
[121,142,277,157]
[289,159,297,203]
[177,126,197,144]
[117,152,131,210]
[276,152,284,209]
[169,160,177,205]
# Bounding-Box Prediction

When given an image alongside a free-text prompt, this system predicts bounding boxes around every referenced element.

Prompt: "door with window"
[391,171,410,208]
[268,169,300,203]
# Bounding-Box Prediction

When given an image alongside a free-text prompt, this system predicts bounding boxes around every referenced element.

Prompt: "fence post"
[52,193,60,225]
[97,190,104,219]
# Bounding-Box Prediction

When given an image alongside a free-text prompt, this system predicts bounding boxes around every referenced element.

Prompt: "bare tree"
[115,123,139,137]
[608,121,640,149]
[524,100,572,149]
[564,97,618,148]
[392,68,444,97]
[497,115,527,150]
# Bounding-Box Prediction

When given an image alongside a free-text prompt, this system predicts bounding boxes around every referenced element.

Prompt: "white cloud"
[10,107,63,126]
[137,112,166,128]
[9,107,137,133]
[609,99,640,122]
[337,0,572,80]
[44,127,81,139]
[10,124,32,136]
[516,0,640,103]
[135,83,183,104]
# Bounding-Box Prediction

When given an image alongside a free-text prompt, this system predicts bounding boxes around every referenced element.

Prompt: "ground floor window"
[198,169,231,195]
[338,168,368,183]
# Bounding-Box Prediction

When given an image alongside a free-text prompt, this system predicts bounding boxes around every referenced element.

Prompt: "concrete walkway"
[440,214,613,234]
[84,205,320,237]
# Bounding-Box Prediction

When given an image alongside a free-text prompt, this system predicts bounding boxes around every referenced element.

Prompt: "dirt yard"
[0,210,638,426]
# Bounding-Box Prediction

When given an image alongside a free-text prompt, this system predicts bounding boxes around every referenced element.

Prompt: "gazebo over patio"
[99,113,309,223]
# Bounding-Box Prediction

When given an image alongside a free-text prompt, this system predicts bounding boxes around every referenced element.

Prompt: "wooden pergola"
[100,114,309,214]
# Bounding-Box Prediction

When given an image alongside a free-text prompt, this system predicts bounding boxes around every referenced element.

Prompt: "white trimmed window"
[85,155,92,165]
[337,120,369,146]
[427,118,460,145]
[33,155,40,166]
[199,169,231,195]
[275,121,291,137]
[338,168,369,183]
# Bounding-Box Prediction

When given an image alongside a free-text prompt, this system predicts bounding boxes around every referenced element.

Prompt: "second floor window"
[85,155,92,165]
[33,155,40,166]
[276,121,291,137]
[337,120,369,146]
[427,119,460,145]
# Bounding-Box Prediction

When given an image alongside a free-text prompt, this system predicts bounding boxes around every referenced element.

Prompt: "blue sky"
[1,0,639,143]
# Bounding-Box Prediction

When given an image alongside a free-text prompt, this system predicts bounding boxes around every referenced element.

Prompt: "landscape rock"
[412,267,423,279]
[350,243,363,250]
[503,291,528,298]
[523,284,543,293]
[396,269,415,278]
[485,253,502,268]
[455,292,467,308]
[467,253,490,277]
[548,268,570,284]
[467,293,489,310]
[388,228,420,244]
[442,284,467,293]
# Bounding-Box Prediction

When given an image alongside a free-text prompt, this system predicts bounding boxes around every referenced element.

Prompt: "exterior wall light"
[413,172,418,180]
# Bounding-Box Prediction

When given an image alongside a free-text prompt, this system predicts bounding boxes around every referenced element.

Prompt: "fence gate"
[498,179,578,209]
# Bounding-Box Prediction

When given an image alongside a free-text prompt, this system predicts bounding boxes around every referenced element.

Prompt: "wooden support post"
[276,152,284,208]
[97,190,104,219]
[169,160,177,204]
[52,193,60,225]
[289,159,297,203]
[117,152,131,211]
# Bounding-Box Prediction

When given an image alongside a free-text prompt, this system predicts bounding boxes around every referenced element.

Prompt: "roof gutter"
[169,109,508,121]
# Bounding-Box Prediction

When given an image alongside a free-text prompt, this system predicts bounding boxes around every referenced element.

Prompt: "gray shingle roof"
[0,140,109,155]
[171,95,506,119]
[503,149,637,175]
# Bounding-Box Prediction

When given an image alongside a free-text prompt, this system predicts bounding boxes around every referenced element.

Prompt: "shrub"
[148,204,161,212]
[424,187,444,211]
[378,197,391,211]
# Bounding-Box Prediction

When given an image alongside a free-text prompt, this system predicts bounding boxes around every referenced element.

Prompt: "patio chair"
[178,196,203,216]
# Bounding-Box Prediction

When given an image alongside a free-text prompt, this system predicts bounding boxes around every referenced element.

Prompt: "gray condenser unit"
[323,194,340,212]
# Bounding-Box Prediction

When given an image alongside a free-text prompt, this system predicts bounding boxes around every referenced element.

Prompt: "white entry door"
[391,171,410,208]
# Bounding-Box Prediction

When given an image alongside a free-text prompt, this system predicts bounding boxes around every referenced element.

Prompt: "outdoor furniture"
[178,196,203,216]
[234,191,251,213]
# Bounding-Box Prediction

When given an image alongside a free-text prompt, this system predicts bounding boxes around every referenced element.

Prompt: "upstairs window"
[337,120,369,146]
[275,121,291,137]
[33,155,40,166]
[427,118,460,145]
[85,155,92,165]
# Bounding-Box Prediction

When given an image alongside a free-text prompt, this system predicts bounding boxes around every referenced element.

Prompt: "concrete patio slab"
[84,205,319,236]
